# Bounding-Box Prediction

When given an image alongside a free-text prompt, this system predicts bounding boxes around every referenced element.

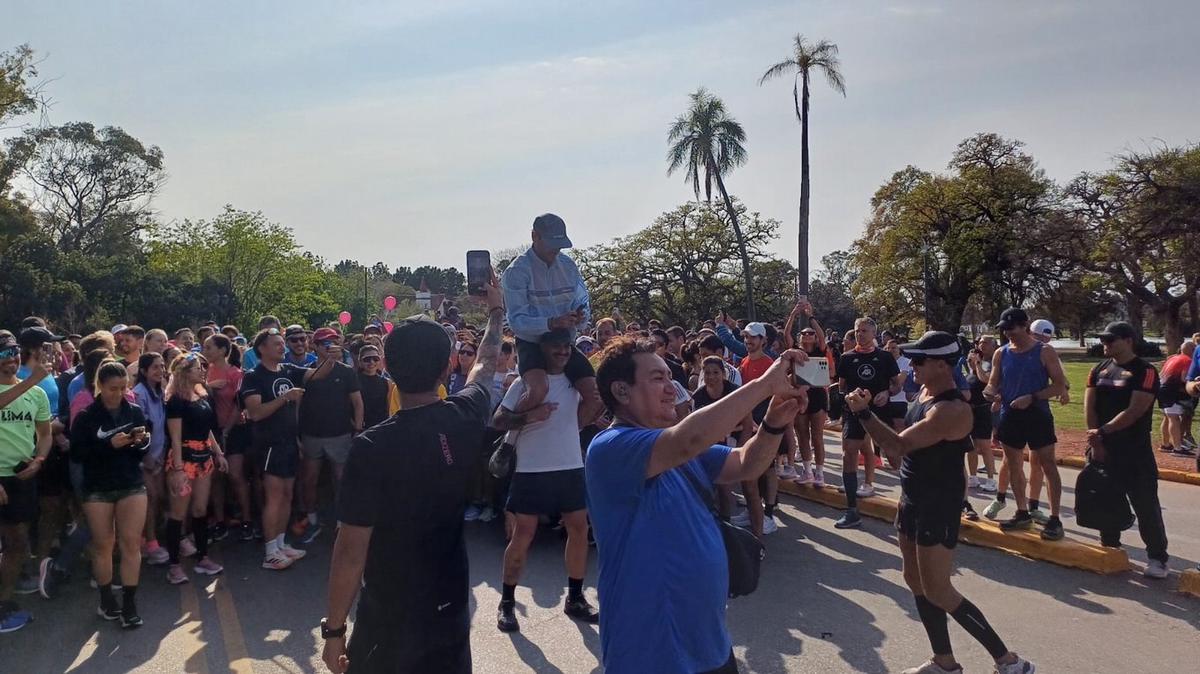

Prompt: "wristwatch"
[320,618,347,639]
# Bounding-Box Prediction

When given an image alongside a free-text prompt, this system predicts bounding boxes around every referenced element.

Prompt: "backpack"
[1074,462,1133,532]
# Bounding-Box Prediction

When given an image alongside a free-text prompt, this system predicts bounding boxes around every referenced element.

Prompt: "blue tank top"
[999,341,1050,413]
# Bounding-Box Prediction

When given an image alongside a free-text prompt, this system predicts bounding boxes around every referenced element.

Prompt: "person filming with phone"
[499,214,603,426]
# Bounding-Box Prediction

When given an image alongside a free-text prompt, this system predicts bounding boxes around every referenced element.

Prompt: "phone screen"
[466,250,491,296]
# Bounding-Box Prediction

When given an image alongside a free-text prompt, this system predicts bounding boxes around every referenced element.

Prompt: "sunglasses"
[319,340,337,348]
[361,355,380,363]
[800,330,816,336]
[287,336,306,343]
[0,347,18,359]
[1098,335,1122,345]
[459,349,477,357]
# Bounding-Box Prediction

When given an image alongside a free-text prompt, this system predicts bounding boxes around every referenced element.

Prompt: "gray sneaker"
[995,656,1036,674]
[983,498,1007,520]
[1028,508,1050,525]
[1144,559,1169,579]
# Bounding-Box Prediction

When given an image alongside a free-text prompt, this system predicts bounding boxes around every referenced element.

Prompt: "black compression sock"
[914,595,952,656]
[568,577,584,601]
[843,473,858,510]
[122,584,138,605]
[995,493,1006,503]
[502,583,516,603]
[99,583,117,610]
[764,502,776,518]
[950,598,1008,659]
[165,518,183,565]
[1029,499,1040,511]
[192,515,209,559]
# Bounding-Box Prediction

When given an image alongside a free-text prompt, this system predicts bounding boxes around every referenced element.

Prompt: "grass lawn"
[1054,352,1165,434]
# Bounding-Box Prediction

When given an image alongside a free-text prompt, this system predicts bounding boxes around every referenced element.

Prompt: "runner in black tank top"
[844,332,1036,674]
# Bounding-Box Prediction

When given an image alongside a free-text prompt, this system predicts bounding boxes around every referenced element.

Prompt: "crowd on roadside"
[2,213,1197,674]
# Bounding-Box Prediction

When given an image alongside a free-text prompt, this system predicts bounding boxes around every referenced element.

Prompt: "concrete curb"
[820,427,1200,486]
[1179,569,1200,598]
[777,480,1132,575]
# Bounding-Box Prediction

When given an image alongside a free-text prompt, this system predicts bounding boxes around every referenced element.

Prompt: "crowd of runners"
[1,213,1197,674]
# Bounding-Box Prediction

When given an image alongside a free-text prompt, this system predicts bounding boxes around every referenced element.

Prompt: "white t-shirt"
[501,373,583,473]
[671,380,692,407]
[891,355,911,403]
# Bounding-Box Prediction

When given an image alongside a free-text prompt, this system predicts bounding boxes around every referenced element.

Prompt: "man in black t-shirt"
[355,344,390,429]
[834,317,902,529]
[239,329,308,571]
[321,270,506,674]
[295,327,363,544]
[1085,321,1169,579]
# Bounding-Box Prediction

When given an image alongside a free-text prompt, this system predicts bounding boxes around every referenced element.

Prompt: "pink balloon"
[338,311,352,326]
[383,321,394,334]
[383,295,397,311]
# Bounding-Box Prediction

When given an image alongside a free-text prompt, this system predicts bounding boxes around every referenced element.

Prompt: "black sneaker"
[121,599,143,629]
[496,600,519,633]
[240,522,255,542]
[962,502,980,522]
[1040,517,1065,541]
[39,558,70,600]
[210,523,229,543]
[999,511,1033,532]
[564,597,599,624]
[97,604,121,621]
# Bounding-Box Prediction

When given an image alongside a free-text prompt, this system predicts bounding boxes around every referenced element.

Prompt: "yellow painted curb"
[1179,569,1200,598]
[778,480,1131,575]
[821,428,1200,486]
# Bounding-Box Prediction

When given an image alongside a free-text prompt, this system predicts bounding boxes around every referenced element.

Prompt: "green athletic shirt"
[0,382,52,476]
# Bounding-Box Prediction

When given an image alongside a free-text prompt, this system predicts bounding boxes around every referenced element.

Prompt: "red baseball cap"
[312,327,341,342]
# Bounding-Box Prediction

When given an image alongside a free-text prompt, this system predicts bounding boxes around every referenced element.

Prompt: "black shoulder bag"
[679,465,765,598]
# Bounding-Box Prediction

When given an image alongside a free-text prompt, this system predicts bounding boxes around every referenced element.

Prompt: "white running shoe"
[777,463,797,479]
[1144,559,1169,579]
[280,544,306,560]
[983,498,1007,520]
[901,659,963,674]
[730,510,751,527]
[994,656,1036,674]
[795,465,814,485]
[262,551,294,570]
[968,476,981,489]
[979,478,998,493]
[179,536,197,558]
[761,516,778,535]
[812,468,825,488]
[855,483,875,498]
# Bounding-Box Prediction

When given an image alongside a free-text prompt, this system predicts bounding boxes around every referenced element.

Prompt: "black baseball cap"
[19,326,67,348]
[541,328,573,344]
[899,331,961,362]
[1098,321,1137,341]
[533,213,572,249]
[995,307,1030,330]
[388,315,451,356]
[284,324,306,338]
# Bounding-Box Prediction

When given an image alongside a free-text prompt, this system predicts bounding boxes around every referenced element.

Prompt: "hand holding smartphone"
[466,250,492,297]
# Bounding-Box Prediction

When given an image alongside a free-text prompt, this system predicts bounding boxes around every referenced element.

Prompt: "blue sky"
[5,0,1198,273]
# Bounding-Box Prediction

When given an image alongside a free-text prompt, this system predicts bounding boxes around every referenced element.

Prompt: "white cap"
[742,322,768,338]
[1030,319,1055,336]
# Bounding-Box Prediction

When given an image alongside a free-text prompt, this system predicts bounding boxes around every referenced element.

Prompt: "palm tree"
[667,88,756,319]
[759,35,845,299]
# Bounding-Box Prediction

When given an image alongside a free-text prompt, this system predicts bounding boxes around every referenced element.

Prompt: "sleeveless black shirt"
[899,388,972,503]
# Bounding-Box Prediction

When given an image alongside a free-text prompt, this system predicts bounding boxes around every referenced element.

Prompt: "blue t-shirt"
[17,365,59,419]
[585,427,732,674]
[241,348,259,372]
[1188,347,1200,381]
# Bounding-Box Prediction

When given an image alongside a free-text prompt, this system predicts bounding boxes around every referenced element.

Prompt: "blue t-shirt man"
[585,426,733,674]
[18,364,59,419]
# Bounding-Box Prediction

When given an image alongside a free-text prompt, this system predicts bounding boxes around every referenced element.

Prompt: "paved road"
[3,437,1198,673]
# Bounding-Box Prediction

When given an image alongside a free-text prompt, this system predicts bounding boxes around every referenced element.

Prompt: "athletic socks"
[265,538,280,556]
[843,472,859,510]
[996,492,1006,503]
[950,598,1009,660]
[764,502,776,518]
[502,583,516,603]
[914,595,952,656]
[1029,499,1040,511]
[567,577,584,602]
[164,517,183,565]
[192,515,209,559]
[275,533,287,549]
[98,583,117,611]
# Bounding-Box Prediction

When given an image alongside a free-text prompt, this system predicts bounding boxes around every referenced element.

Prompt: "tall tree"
[4,122,165,253]
[759,35,846,298]
[667,88,756,319]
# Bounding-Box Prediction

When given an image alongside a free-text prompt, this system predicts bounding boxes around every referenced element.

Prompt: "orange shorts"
[167,442,214,481]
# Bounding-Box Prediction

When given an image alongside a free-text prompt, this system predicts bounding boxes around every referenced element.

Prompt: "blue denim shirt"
[501,248,591,343]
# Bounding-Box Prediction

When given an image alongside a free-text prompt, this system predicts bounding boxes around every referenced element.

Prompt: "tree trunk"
[1125,292,1144,340]
[713,174,756,320]
[1154,300,1185,355]
[797,73,812,298]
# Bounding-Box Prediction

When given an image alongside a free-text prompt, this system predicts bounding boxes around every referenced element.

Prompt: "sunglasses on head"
[265,328,280,336]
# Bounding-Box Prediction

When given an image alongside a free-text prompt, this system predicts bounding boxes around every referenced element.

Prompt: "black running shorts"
[506,468,587,516]
[0,474,38,524]
[254,441,299,479]
[970,405,993,441]
[996,406,1057,450]
[802,387,829,415]
[896,481,963,549]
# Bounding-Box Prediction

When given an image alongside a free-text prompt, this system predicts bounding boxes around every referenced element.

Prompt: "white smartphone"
[792,358,830,388]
